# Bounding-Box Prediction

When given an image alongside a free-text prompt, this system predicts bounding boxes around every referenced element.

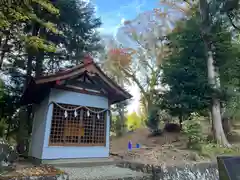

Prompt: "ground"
[110,128,204,166]
[0,162,66,179]
[110,121,240,166]
[57,165,150,180]
[1,120,240,179]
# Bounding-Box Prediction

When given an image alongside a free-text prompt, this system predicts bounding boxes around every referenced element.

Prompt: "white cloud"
[120,18,125,25]
[127,84,140,113]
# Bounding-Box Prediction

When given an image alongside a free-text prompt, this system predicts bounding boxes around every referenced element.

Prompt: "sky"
[93,0,159,35]
[92,0,159,113]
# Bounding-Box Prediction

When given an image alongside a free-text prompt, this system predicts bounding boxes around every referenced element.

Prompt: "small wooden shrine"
[21,56,132,163]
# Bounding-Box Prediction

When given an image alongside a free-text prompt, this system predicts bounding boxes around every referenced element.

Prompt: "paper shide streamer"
[50,102,109,119]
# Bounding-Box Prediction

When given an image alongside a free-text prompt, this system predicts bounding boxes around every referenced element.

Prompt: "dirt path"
[110,128,205,166]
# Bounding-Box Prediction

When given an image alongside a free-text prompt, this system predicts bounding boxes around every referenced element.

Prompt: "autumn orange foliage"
[108,48,136,67]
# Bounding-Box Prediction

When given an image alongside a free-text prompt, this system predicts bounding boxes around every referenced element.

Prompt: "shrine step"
[56,165,152,180]
[42,158,116,167]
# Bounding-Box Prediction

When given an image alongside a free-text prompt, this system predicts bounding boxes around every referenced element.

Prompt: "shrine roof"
[20,57,132,105]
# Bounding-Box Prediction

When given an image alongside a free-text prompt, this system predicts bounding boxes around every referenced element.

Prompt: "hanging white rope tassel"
[50,102,109,117]
[87,110,90,117]
[74,110,78,117]
[64,111,68,118]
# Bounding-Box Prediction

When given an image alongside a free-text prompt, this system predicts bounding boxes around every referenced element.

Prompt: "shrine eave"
[20,60,132,106]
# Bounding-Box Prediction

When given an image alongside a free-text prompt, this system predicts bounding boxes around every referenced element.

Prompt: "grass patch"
[199,143,240,159]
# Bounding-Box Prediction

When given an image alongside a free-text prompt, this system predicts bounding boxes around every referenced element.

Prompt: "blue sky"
[92,0,160,113]
[93,0,159,35]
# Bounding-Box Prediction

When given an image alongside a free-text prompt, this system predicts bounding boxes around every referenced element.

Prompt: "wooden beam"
[35,65,88,84]
[55,85,108,98]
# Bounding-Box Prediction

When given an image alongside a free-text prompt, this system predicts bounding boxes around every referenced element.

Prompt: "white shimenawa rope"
[50,101,109,114]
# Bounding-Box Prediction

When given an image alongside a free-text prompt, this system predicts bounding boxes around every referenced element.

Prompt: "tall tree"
[198,0,230,146]
[0,0,103,144]
[0,0,59,69]
[161,14,239,124]
[104,10,171,117]
[99,36,131,135]
[160,0,233,146]
[43,0,102,73]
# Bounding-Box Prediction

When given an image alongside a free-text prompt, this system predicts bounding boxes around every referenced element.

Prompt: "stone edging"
[0,172,69,180]
[116,160,217,176]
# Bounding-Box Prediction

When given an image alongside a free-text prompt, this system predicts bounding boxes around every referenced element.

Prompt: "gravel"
[56,165,150,180]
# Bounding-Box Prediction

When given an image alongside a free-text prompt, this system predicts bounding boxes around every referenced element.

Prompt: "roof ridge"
[35,62,86,81]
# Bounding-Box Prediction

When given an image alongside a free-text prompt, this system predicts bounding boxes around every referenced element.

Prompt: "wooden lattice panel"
[49,103,106,146]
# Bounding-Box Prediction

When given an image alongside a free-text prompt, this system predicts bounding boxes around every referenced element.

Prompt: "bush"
[159,110,172,123]
[126,112,142,131]
[148,129,163,137]
[0,119,7,138]
[182,113,240,158]
[182,113,204,150]
[164,123,181,132]
[0,139,18,172]
[201,143,240,158]
[146,107,160,132]
[111,115,127,137]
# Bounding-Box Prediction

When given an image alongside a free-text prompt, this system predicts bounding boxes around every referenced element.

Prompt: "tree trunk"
[116,79,127,135]
[205,45,230,147]
[117,102,127,135]
[0,31,10,69]
[222,117,232,135]
[179,115,184,130]
[199,0,231,147]
[35,28,46,77]
[35,51,44,77]
[17,23,39,148]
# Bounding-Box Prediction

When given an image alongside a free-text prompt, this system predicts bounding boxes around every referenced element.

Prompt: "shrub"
[148,129,163,137]
[111,115,126,137]
[146,107,160,132]
[159,110,172,123]
[0,119,7,138]
[0,139,18,171]
[182,113,204,150]
[201,143,240,158]
[126,112,142,131]
[164,123,181,132]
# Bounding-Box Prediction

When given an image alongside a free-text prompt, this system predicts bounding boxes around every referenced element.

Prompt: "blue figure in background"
[128,141,132,150]
[136,143,140,149]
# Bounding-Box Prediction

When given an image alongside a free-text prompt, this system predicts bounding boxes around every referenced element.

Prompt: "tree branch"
[121,67,148,99]
[227,13,240,31]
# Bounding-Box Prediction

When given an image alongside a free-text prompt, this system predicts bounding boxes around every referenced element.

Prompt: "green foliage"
[182,113,204,150]
[0,0,103,142]
[146,107,160,131]
[110,102,128,137]
[126,112,142,131]
[0,79,20,139]
[225,90,240,120]
[0,0,60,52]
[46,0,102,64]
[0,80,3,100]
[24,36,56,52]
[182,113,240,156]
[160,14,240,118]
[111,115,126,137]
[201,143,240,158]
[0,119,7,137]
[161,16,211,118]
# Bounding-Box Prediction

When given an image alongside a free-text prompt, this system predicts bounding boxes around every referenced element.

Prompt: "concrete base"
[56,165,152,180]
[29,157,116,167]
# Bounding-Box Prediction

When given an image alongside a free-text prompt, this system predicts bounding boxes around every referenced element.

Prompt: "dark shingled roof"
[21,58,132,105]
